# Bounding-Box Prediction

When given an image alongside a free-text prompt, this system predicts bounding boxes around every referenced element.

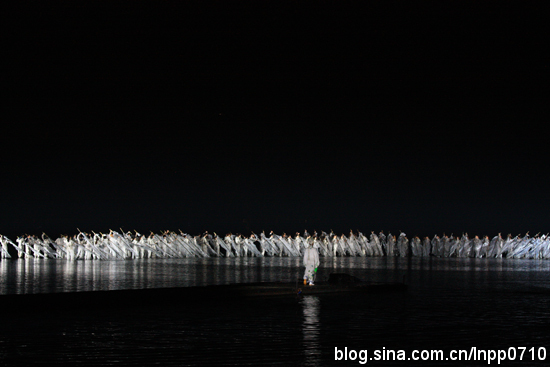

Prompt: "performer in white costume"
[303,240,319,286]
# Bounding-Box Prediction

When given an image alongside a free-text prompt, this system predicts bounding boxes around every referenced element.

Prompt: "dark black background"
[2,0,549,239]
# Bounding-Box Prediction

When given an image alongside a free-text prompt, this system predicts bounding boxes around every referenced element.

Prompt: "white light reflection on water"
[1,257,550,295]
[301,296,321,366]
[0,257,307,295]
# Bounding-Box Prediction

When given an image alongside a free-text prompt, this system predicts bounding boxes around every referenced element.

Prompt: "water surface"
[1,257,549,366]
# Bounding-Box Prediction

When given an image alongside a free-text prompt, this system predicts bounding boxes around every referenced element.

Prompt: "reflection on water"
[0,257,306,295]
[1,257,550,295]
[302,296,320,366]
[2,257,550,365]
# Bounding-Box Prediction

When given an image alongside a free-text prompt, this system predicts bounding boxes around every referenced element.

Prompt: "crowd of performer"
[0,230,549,260]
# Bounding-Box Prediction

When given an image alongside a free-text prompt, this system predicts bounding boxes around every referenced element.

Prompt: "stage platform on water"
[0,273,407,313]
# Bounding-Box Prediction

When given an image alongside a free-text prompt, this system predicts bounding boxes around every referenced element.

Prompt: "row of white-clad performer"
[0,231,549,260]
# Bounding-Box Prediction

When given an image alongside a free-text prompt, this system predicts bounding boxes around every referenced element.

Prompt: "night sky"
[3,1,549,240]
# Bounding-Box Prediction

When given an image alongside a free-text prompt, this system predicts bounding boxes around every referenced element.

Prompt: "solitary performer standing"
[303,238,320,285]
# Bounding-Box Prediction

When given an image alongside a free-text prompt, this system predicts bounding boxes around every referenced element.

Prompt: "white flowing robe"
[303,246,319,281]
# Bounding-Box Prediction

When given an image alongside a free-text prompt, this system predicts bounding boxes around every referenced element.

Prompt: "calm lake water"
[1,257,549,366]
